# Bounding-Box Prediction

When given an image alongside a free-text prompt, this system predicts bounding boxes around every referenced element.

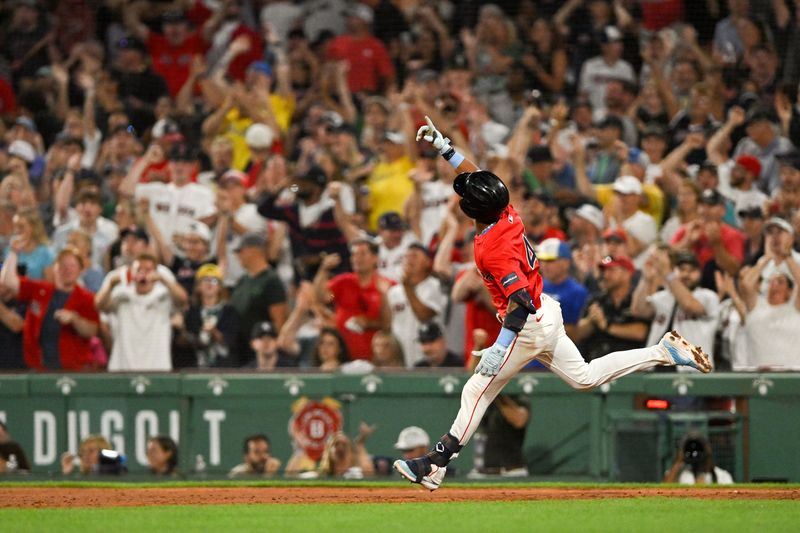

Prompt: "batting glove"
[416,115,452,155]
[472,343,507,377]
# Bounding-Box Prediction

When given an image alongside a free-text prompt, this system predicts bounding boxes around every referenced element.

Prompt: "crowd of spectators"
[1,0,800,373]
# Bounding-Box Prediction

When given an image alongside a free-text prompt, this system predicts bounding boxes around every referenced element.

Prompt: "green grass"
[3,500,799,533]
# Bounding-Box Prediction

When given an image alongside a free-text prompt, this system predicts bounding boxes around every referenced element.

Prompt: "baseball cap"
[737,205,764,219]
[220,169,248,187]
[598,25,623,44]
[735,154,762,177]
[700,188,725,205]
[527,145,553,163]
[55,132,85,149]
[248,61,272,77]
[536,238,571,261]
[378,211,404,231]
[414,69,438,84]
[698,160,718,174]
[764,217,794,235]
[641,123,667,140]
[14,116,37,132]
[363,96,390,114]
[599,255,635,274]
[418,321,443,343]
[524,190,556,206]
[245,123,274,149]
[7,140,35,164]
[74,168,102,188]
[573,204,605,231]
[627,147,650,167]
[777,150,800,170]
[594,115,624,132]
[382,130,406,145]
[151,119,182,140]
[349,3,373,23]
[117,35,147,52]
[195,263,222,281]
[184,220,211,242]
[603,227,627,243]
[394,426,430,450]
[120,225,149,243]
[745,106,776,127]
[168,142,198,161]
[613,175,643,195]
[674,251,700,268]
[234,232,267,252]
[571,96,592,111]
[251,321,278,340]
[298,166,328,188]
[408,242,432,258]
[162,10,187,24]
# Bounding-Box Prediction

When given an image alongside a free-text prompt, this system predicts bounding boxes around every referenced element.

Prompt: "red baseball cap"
[602,227,628,243]
[735,155,762,177]
[599,255,635,274]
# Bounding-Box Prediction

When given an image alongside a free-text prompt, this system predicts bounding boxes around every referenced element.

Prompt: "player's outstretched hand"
[416,115,451,154]
[472,343,506,377]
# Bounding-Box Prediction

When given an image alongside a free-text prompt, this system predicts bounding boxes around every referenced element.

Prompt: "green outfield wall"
[0,372,797,482]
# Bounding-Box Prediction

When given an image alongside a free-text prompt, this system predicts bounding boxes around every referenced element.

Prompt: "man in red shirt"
[670,188,744,279]
[1,246,98,370]
[124,8,208,97]
[314,238,392,360]
[326,4,395,95]
[393,117,713,491]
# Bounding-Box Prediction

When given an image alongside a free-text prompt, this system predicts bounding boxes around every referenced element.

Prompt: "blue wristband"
[496,327,517,349]
[449,151,465,169]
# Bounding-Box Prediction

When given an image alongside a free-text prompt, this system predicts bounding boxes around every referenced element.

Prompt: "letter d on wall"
[33,411,56,465]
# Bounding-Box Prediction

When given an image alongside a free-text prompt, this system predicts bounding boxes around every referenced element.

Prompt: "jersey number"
[522,235,537,269]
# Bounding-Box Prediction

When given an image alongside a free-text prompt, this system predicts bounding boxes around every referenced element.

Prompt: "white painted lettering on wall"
[101,411,125,455]
[33,411,56,465]
[135,410,159,466]
[203,410,226,466]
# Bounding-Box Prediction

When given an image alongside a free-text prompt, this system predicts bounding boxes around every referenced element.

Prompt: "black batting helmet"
[453,171,509,224]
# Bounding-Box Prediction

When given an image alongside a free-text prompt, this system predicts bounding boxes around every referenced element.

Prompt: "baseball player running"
[394,117,712,491]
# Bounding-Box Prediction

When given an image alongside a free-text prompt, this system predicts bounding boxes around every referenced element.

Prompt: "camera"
[98,449,128,475]
[682,438,707,466]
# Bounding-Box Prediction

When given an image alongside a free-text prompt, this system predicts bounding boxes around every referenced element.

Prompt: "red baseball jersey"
[473,205,543,318]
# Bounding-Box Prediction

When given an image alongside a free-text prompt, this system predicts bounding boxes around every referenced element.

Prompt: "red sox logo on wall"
[289,397,343,462]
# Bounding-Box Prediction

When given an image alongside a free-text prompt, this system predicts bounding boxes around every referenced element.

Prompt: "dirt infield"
[2,486,798,508]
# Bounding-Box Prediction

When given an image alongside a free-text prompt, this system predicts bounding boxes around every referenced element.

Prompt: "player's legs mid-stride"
[394,295,711,491]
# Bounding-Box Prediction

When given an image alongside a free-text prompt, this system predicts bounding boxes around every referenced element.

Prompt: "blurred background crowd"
[1,0,799,374]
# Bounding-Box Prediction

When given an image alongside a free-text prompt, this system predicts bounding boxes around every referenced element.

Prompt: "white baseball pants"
[449,294,671,445]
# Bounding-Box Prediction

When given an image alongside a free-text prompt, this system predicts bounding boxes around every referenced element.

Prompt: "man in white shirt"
[377,212,417,283]
[758,217,800,294]
[95,253,188,371]
[607,176,657,268]
[212,169,268,287]
[578,26,635,114]
[714,155,768,225]
[124,143,216,243]
[739,252,800,370]
[51,190,119,269]
[386,244,447,367]
[632,249,720,368]
[406,157,453,246]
